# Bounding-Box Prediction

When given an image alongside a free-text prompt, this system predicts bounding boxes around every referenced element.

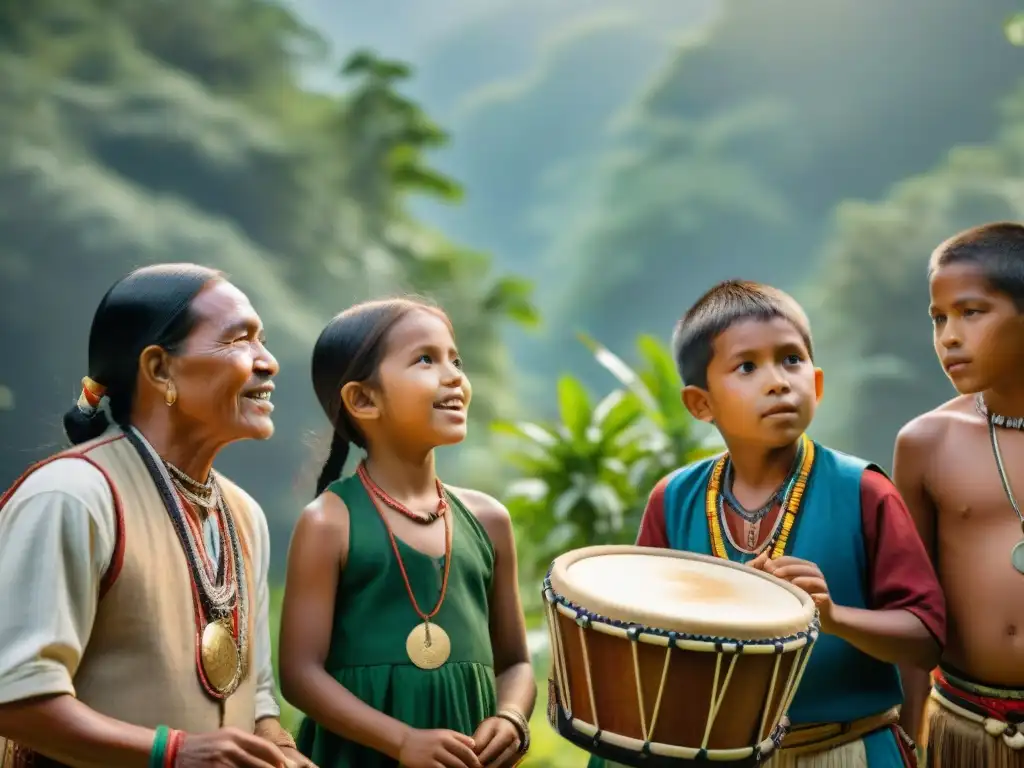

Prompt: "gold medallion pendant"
[358,466,456,672]
[201,620,240,695]
[406,621,451,670]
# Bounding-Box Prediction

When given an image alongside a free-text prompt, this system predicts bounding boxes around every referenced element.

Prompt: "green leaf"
[504,478,548,502]
[497,332,726,582]
[586,482,626,517]
[483,276,541,328]
[545,523,576,551]
[394,123,449,149]
[557,375,592,439]
[593,389,645,441]
[1006,14,1024,46]
[388,159,463,201]
[637,334,681,405]
[577,332,658,411]
[341,50,411,80]
[501,452,558,477]
[552,486,583,521]
[491,419,558,447]
[503,302,542,328]
[636,333,677,375]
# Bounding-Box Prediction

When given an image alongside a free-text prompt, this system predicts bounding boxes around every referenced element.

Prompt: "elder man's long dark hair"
[63,264,222,445]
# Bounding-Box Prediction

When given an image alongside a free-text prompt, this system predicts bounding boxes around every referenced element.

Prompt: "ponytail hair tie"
[78,376,107,412]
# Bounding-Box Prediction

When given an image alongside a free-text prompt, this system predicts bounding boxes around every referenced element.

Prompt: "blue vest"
[659,442,906,764]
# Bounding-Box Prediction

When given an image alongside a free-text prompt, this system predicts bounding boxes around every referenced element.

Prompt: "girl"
[279,298,536,768]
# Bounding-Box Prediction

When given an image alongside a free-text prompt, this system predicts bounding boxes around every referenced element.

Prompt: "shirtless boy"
[895,222,1024,767]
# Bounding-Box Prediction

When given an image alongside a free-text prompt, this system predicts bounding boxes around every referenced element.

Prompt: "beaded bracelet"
[149,726,170,768]
[149,726,185,768]
[496,709,530,754]
[164,729,184,768]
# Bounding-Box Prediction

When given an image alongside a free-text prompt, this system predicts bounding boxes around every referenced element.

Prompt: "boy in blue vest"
[591,280,945,768]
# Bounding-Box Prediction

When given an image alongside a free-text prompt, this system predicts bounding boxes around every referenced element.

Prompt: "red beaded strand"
[356,461,448,524]
[356,466,452,624]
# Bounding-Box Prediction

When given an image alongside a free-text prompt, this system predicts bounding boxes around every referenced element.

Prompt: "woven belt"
[931,676,1024,750]
[781,707,901,756]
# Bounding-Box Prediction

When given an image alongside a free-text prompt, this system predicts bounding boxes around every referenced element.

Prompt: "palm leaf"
[556,375,592,440]
[491,419,558,447]
[593,389,645,442]
[577,332,658,411]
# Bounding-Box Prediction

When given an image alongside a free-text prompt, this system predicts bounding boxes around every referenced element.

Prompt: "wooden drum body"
[543,546,819,767]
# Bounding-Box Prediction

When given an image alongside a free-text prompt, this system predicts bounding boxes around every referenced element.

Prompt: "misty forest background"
[3,1,1024,764]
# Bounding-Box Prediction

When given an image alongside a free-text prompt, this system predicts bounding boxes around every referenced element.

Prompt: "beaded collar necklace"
[705,434,816,560]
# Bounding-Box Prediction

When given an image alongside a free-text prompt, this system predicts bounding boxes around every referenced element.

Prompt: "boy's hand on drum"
[397,728,482,768]
[471,717,521,766]
[747,551,770,571]
[759,556,835,631]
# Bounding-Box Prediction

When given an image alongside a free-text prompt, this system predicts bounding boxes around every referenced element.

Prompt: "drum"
[543,546,819,767]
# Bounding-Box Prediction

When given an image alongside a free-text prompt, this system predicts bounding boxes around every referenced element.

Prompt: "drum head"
[548,546,815,641]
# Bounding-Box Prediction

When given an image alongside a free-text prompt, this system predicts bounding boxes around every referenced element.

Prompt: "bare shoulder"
[447,485,514,544]
[296,488,350,540]
[896,395,972,453]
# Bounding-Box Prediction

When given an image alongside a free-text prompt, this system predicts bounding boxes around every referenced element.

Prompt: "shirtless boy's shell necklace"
[977,394,1024,574]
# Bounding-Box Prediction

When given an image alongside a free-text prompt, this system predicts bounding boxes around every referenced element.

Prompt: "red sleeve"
[861,469,946,648]
[636,475,671,548]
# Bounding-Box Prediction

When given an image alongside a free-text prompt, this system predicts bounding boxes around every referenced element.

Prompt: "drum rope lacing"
[542,562,820,762]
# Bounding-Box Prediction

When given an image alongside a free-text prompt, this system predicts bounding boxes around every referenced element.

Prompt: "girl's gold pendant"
[406,621,450,670]
[201,620,240,694]
[1012,540,1024,575]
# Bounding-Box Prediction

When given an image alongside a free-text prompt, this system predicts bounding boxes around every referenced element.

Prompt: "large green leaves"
[0,1,537,538]
[483,275,541,328]
[496,333,712,591]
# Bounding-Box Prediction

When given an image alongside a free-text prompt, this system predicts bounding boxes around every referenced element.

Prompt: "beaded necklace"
[125,428,249,698]
[720,460,783,524]
[357,461,448,524]
[705,433,815,560]
[356,466,454,669]
[976,393,1024,431]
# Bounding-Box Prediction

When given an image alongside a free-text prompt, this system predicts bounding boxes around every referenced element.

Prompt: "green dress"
[296,474,498,767]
